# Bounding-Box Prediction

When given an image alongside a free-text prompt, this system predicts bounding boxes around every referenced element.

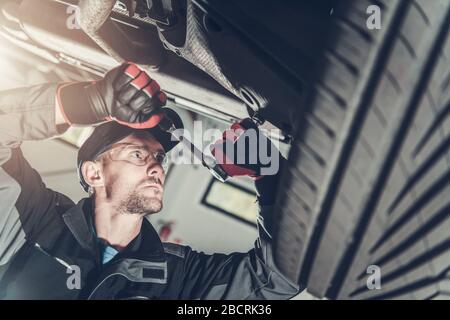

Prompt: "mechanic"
[0,63,300,299]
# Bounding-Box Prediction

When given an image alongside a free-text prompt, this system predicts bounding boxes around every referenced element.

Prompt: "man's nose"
[147,162,165,183]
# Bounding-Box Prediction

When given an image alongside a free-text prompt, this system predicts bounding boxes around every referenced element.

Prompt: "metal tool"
[158,114,229,182]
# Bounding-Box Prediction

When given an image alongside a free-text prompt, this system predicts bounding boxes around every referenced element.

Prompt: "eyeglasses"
[97,143,169,171]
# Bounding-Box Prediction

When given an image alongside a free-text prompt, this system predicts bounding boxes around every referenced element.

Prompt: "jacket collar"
[118,218,165,260]
[62,198,164,261]
[62,198,97,255]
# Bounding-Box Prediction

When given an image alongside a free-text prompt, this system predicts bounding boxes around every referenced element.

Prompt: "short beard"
[118,191,162,216]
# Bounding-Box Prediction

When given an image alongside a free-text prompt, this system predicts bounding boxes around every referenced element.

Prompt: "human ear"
[81,161,104,189]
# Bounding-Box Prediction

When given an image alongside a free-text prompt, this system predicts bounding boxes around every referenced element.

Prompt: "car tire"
[273,0,450,299]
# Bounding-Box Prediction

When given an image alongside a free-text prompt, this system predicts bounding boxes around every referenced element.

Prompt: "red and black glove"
[211,118,285,205]
[57,62,166,128]
[210,118,281,180]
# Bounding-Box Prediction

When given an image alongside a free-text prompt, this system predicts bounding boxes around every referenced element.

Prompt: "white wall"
[21,140,86,202]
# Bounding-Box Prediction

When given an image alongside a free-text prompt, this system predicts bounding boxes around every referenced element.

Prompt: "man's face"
[95,131,166,216]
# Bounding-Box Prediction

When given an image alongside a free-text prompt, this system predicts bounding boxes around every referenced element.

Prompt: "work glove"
[57,62,166,128]
[210,118,283,179]
[210,118,285,205]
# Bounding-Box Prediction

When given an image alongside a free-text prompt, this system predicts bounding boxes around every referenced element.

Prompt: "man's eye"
[131,150,144,159]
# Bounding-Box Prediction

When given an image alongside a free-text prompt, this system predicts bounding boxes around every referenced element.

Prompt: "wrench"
[158,115,229,182]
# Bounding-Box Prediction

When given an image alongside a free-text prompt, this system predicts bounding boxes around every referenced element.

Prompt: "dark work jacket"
[0,84,300,299]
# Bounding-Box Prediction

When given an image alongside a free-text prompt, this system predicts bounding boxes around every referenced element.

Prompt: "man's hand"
[210,118,282,180]
[56,63,166,128]
[210,118,285,205]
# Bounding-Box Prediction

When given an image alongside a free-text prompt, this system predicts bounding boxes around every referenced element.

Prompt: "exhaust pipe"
[77,0,166,69]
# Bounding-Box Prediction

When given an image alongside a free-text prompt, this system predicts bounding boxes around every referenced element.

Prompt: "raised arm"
[177,120,301,299]
[0,83,71,266]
